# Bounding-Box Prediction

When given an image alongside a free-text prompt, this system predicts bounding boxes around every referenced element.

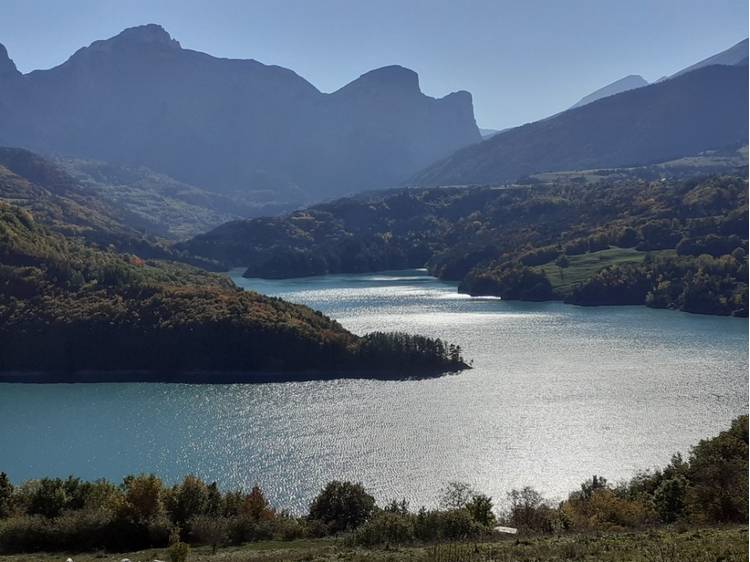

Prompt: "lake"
[0,269,746,512]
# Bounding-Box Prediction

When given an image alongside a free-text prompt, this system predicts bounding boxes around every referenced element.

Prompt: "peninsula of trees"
[0,206,466,380]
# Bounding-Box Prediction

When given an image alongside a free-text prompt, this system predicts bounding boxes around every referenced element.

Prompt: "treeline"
[180,174,748,316]
[0,202,466,377]
[0,416,745,554]
[567,253,747,315]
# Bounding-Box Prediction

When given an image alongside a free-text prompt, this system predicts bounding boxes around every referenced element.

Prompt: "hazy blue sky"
[0,0,746,129]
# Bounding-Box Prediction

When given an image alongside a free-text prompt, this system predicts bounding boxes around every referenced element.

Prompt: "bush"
[190,515,227,553]
[435,509,484,540]
[168,528,190,562]
[354,511,416,546]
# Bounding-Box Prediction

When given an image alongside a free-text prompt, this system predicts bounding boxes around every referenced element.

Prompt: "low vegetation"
[0,417,744,558]
[182,174,748,316]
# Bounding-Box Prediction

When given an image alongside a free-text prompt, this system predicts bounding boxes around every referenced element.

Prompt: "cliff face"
[0,25,480,205]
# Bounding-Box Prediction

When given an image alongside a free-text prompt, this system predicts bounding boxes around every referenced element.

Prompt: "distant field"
[1,527,745,561]
[534,247,675,294]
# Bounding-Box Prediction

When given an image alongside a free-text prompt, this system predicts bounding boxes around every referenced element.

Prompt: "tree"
[686,415,748,522]
[506,487,551,531]
[465,493,496,527]
[555,254,570,268]
[653,475,688,523]
[242,485,273,520]
[121,474,164,522]
[308,481,375,532]
[29,478,67,518]
[438,481,476,510]
[170,475,210,525]
[0,472,13,518]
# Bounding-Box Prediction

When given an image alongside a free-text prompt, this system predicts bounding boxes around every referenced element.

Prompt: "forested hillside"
[182,173,748,316]
[0,202,466,379]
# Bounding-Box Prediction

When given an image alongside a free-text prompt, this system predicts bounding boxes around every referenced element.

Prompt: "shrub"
[168,528,190,562]
[190,515,228,553]
[354,511,416,546]
[435,509,484,540]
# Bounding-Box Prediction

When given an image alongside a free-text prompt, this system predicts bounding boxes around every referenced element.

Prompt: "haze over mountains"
[0,26,746,217]
[668,37,748,79]
[569,75,648,109]
[0,24,480,208]
[413,60,748,186]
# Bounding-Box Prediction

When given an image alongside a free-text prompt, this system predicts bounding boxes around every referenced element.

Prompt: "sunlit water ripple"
[0,269,746,512]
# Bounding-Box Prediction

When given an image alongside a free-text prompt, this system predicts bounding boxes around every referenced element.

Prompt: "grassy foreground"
[0,527,745,561]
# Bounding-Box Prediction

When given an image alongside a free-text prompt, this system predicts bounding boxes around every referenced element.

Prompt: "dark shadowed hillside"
[0,24,480,206]
[413,64,748,186]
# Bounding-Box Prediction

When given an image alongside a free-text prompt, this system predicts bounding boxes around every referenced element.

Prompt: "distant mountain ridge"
[0,24,480,205]
[412,63,748,186]
[667,38,748,79]
[570,74,648,109]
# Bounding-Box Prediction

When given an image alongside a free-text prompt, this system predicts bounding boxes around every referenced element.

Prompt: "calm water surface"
[1,269,747,511]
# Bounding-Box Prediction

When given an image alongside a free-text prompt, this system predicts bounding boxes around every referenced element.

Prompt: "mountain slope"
[0,24,480,204]
[569,74,648,109]
[412,64,748,186]
[669,38,748,79]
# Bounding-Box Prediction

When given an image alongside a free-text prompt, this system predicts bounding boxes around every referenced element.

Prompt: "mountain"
[56,157,297,239]
[668,38,748,79]
[0,146,171,255]
[0,24,480,206]
[412,64,748,186]
[569,74,648,109]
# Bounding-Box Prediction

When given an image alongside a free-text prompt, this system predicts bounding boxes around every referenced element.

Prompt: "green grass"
[533,247,674,294]
[1,527,745,562]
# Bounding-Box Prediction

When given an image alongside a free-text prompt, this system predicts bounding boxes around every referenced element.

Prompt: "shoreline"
[0,366,468,385]
[236,267,748,318]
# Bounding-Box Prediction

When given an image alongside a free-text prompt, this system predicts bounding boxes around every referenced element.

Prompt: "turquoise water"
[0,269,747,512]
